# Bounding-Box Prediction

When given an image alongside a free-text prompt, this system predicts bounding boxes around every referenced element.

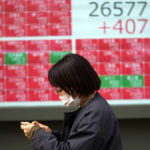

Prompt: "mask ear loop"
[68,88,73,95]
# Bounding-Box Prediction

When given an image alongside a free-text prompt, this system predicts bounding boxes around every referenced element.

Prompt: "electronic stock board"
[0,0,150,119]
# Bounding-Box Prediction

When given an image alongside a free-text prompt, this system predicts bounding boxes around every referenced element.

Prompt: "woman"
[21,54,122,150]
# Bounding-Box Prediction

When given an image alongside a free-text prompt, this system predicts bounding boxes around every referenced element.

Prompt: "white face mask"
[59,94,81,107]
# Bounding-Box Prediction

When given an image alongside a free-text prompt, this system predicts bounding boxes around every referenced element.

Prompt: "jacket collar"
[64,107,81,120]
[69,93,100,132]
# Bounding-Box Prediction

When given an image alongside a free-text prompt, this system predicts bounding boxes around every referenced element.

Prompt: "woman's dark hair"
[48,54,101,96]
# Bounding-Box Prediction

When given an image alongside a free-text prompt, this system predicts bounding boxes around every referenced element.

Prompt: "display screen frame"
[0,0,150,119]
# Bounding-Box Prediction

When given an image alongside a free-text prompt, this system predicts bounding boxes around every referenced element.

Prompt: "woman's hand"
[20,121,52,137]
[20,122,34,137]
[32,121,52,133]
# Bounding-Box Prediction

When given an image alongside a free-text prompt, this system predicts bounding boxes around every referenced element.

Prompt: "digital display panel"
[0,0,150,107]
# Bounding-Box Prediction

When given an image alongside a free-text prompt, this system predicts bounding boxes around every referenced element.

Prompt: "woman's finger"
[21,121,31,125]
[23,129,27,133]
[20,124,31,131]
[32,121,39,125]
[22,127,31,136]
[32,121,51,133]
[24,131,28,136]
[32,121,44,128]
[20,124,27,130]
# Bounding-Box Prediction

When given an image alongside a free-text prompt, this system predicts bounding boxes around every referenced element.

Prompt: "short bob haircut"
[48,54,101,96]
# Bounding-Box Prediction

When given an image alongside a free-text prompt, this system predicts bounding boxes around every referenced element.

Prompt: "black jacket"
[32,93,122,150]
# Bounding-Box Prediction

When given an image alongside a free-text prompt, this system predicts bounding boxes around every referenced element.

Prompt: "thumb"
[32,121,40,126]
[32,121,44,128]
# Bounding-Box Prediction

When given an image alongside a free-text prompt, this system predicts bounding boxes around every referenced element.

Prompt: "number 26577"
[89,1,148,17]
